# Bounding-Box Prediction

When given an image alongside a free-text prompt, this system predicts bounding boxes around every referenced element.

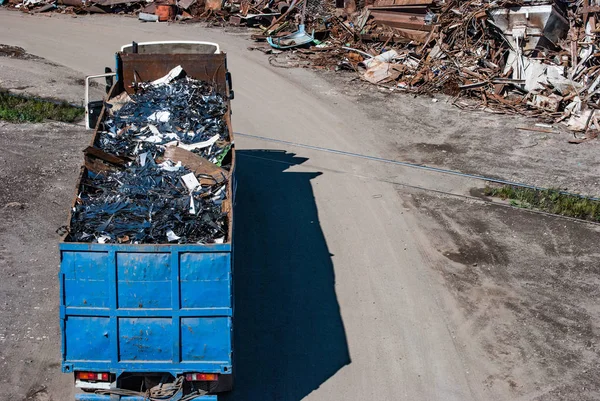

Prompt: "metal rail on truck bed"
[60,41,235,401]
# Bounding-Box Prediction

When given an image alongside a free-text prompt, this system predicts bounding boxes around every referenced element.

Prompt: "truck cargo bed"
[59,42,235,395]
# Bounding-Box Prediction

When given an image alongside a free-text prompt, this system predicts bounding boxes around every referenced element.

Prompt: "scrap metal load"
[66,66,232,245]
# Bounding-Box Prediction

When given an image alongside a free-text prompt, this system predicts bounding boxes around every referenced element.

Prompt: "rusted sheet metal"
[369,4,429,10]
[92,0,144,5]
[57,0,85,6]
[373,0,432,6]
[177,0,196,9]
[360,32,411,43]
[121,42,219,55]
[370,10,434,31]
[83,146,128,174]
[118,53,228,95]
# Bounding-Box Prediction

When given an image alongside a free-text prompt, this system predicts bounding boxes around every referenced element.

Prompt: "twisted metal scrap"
[67,158,227,244]
[98,77,230,162]
[68,76,231,244]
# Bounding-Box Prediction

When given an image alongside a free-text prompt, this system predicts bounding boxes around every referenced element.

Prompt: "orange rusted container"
[155,4,174,21]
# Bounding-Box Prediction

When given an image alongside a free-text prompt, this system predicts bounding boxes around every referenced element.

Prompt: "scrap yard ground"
[1,9,600,401]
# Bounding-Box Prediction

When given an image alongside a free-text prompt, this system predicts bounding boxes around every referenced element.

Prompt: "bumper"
[75,395,218,401]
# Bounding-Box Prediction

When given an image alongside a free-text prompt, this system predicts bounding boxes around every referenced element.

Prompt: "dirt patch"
[0,121,87,400]
[405,190,600,400]
[400,142,467,165]
[0,44,41,60]
[0,45,103,105]
[323,70,600,197]
[23,386,51,401]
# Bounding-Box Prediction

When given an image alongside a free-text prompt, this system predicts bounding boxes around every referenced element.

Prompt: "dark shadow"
[223,149,350,401]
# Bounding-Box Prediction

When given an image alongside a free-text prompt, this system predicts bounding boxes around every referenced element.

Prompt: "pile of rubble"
[0,0,304,23]
[66,66,232,244]
[4,0,600,137]
[257,0,600,138]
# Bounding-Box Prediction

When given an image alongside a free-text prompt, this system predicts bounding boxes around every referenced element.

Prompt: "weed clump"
[0,90,83,123]
[484,185,600,222]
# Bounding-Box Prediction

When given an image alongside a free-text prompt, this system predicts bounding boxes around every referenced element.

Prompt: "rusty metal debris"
[255,0,600,139]
[4,0,600,138]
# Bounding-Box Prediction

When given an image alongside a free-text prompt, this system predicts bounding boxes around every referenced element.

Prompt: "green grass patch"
[484,185,600,222]
[0,90,83,123]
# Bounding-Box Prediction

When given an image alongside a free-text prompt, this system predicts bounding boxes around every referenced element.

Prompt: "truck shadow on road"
[224,149,350,401]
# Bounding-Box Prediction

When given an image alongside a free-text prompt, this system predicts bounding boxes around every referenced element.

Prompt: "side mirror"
[85,70,117,130]
[87,100,104,131]
[105,67,114,94]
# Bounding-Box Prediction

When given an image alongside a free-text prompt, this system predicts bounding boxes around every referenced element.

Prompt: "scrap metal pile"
[253,0,600,138]
[66,66,232,244]
[6,0,600,137]
[0,0,296,23]
[98,71,230,161]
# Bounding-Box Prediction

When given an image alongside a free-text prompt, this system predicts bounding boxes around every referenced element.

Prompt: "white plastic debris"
[148,111,170,123]
[566,109,593,131]
[97,235,110,244]
[136,135,162,143]
[179,133,221,151]
[211,186,225,199]
[360,50,400,68]
[147,124,161,136]
[158,160,183,172]
[151,65,184,86]
[181,172,200,192]
[189,195,197,215]
[139,152,149,167]
[166,230,181,242]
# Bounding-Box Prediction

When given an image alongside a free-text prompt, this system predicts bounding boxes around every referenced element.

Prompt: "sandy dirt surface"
[315,71,600,197]
[402,190,600,400]
[0,9,599,401]
[0,44,104,105]
[0,121,89,401]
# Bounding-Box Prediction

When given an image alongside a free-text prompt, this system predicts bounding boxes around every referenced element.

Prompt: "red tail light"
[185,373,218,381]
[77,372,110,382]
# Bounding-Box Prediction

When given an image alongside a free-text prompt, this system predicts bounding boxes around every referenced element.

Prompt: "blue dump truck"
[59,41,235,401]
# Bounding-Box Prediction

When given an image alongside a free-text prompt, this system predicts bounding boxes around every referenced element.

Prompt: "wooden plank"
[163,146,228,185]
[392,27,430,42]
[83,146,128,166]
[370,9,427,21]
[369,5,430,10]
[360,33,411,43]
[579,5,600,14]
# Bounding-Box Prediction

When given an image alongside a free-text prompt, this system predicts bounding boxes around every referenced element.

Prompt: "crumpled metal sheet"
[97,76,230,164]
[67,157,227,244]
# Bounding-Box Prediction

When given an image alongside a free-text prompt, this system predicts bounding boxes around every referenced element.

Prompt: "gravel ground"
[403,190,600,400]
[319,70,600,197]
[0,121,87,401]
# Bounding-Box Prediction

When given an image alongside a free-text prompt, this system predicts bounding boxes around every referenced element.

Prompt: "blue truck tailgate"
[59,242,233,376]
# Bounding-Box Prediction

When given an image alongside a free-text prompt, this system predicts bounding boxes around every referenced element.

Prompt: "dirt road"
[1,10,599,401]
